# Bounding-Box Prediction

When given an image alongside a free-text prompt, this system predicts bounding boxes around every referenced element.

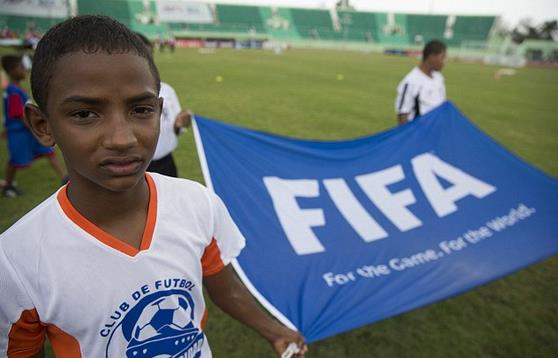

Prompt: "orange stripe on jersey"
[140,173,157,251]
[201,238,225,276]
[56,173,158,257]
[47,325,82,357]
[200,308,209,330]
[7,309,45,357]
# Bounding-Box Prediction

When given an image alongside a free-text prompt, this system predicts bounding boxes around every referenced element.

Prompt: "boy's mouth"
[100,157,143,176]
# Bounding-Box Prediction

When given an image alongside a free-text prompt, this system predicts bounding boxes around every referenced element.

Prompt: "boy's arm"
[204,265,307,357]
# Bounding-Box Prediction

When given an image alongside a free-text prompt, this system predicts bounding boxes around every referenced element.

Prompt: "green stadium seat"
[338,10,379,43]
[290,8,341,41]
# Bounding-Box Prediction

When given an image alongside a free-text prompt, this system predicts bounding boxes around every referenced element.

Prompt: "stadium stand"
[217,5,265,33]
[78,0,160,37]
[446,16,496,47]
[375,13,409,46]
[289,8,340,41]
[0,16,63,35]
[337,10,379,43]
[0,1,497,53]
[260,7,301,40]
[166,4,269,42]
[406,14,448,44]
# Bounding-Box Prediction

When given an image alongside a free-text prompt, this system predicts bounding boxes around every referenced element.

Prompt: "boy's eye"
[131,106,155,116]
[71,110,98,120]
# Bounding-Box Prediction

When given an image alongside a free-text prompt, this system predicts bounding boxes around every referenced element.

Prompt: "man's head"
[30,15,160,113]
[1,55,26,82]
[422,40,447,72]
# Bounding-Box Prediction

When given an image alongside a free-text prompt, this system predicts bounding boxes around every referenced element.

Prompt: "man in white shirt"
[136,32,191,177]
[148,81,191,177]
[395,40,447,125]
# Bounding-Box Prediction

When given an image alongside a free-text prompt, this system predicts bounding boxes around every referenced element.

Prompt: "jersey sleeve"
[0,243,45,356]
[201,192,246,276]
[7,93,24,119]
[395,81,415,115]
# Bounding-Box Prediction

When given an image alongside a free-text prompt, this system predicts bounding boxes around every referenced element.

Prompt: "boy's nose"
[103,114,138,150]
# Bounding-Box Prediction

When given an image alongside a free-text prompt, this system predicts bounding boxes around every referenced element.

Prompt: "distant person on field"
[1,55,66,198]
[0,16,307,357]
[168,35,176,52]
[136,32,191,177]
[395,40,447,125]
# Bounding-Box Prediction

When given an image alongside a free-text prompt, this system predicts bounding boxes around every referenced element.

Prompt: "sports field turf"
[1,47,557,356]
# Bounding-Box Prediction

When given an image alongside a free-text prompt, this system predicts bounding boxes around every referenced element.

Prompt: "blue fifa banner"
[193,102,558,343]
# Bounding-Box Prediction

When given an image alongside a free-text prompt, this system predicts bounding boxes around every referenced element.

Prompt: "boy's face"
[10,62,26,81]
[41,51,161,193]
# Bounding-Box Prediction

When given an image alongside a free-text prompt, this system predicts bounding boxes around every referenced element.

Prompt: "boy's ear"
[158,96,164,114]
[24,103,56,147]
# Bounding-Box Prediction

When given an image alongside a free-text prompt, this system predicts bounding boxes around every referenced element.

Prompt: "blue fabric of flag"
[193,102,558,343]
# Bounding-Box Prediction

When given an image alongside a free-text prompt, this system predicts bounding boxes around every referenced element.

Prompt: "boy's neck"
[66,176,151,232]
[9,79,21,86]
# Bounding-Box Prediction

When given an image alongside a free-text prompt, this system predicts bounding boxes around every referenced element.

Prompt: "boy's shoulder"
[148,172,215,206]
[148,173,222,230]
[0,190,61,262]
[149,172,205,192]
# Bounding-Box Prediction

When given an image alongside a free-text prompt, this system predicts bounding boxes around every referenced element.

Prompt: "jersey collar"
[57,173,157,257]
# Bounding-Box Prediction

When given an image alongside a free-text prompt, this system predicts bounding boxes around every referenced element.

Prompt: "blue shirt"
[3,83,29,132]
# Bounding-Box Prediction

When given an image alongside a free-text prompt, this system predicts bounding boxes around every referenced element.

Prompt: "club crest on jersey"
[103,282,204,358]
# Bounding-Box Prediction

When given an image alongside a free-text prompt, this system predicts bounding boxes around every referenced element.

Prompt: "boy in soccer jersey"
[395,40,447,125]
[1,55,67,198]
[0,16,306,357]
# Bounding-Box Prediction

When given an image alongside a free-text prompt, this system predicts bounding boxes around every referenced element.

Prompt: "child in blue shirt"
[1,55,66,197]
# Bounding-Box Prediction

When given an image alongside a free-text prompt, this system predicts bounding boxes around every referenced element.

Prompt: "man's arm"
[204,265,307,357]
[174,110,192,135]
[395,80,414,125]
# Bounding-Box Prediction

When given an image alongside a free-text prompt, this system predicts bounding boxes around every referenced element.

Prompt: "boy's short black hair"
[422,40,447,61]
[1,55,22,74]
[31,15,161,112]
[135,32,153,50]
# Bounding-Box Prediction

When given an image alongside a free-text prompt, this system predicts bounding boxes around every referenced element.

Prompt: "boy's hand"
[174,110,192,131]
[269,326,308,357]
[204,265,307,357]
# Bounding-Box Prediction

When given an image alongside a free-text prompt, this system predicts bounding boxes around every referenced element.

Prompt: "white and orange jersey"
[0,173,245,357]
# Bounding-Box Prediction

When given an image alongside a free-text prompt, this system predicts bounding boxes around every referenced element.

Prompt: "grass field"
[1,47,557,357]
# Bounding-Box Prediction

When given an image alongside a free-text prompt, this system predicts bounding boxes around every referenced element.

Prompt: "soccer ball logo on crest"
[107,290,205,358]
